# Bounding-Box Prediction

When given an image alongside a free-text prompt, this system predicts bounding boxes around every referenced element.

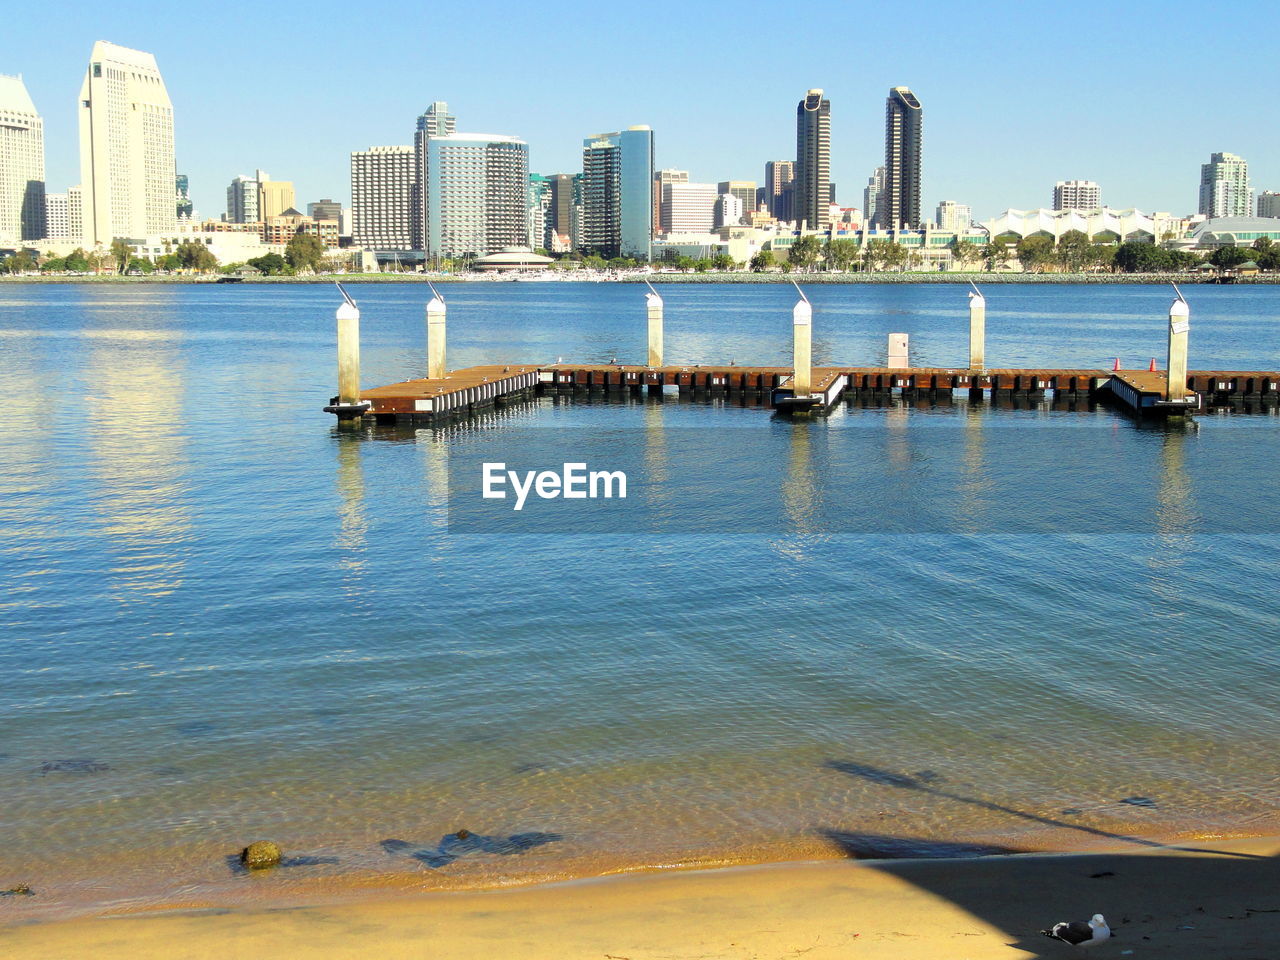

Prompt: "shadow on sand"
[380,830,564,869]
[818,759,1279,957]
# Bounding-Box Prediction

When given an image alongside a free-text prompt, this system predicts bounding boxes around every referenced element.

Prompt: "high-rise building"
[935,200,971,232]
[44,192,70,239]
[882,86,923,229]
[226,174,260,223]
[1199,152,1252,218]
[308,199,342,222]
[715,193,744,229]
[717,180,756,225]
[0,73,45,242]
[764,160,795,223]
[1259,191,1280,219]
[660,182,717,234]
[1052,180,1100,211]
[175,173,192,219]
[412,101,456,250]
[863,166,886,228]
[581,126,654,259]
[350,145,415,250]
[548,173,578,241]
[78,41,175,244]
[425,133,529,259]
[529,173,551,251]
[67,185,83,242]
[794,90,830,230]
[653,169,688,233]
[258,176,295,220]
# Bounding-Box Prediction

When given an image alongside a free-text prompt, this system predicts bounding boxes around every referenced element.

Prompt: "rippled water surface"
[2,281,1279,918]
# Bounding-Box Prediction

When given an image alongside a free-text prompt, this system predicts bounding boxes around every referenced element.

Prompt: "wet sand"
[4,836,1277,959]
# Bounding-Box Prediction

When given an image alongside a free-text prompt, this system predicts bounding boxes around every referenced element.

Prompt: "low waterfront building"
[470,248,554,272]
[1183,216,1280,250]
[981,207,1187,244]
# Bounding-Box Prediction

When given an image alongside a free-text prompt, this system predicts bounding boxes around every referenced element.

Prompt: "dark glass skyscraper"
[794,90,830,231]
[883,86,923,229]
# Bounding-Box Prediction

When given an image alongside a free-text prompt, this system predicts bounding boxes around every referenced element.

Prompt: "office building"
[226,174,260,223]
[764,160,795,223]
[882,86,923,229]
[547,173,578,241]
[864,166,886,228]
[1052,180,1100,211]
[653,169,688,233]
[0,73,44,242]
[258,176,295,219]
[717,180,756,224]
[262,208,339,248]
[794,90,830,230]
[78,41,175,244]
[175,173,192,219]
[1199,152,1252,218]
[308,198,342,222]
[350,145,415,249]
[1259,191,1280,219]
[67,185,83,242]
[44,192,70,239]
[412,101,456,250]
[581,126,654,259]
[529,173,551,250]
[935,200,971,233]
[715,193,744,229]
[660,181,717,234]
[425,133,529,258]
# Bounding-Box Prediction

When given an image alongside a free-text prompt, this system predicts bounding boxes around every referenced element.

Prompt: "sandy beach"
[3,836,1277,959]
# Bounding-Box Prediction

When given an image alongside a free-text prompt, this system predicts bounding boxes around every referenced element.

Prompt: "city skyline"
[1,0,1276,226]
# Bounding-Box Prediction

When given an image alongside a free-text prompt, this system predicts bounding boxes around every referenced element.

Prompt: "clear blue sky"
[3,0,1275,223]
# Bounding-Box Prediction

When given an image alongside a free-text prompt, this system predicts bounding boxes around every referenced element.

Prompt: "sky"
[3,0,1276,224]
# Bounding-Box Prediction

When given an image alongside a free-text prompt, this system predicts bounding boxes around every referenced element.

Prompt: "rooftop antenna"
[335,280,356,308]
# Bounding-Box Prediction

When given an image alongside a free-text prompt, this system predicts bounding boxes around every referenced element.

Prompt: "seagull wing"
[1051,920,1095,945]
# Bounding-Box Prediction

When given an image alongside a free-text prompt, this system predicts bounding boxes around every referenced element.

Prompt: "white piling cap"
[968,290,985,305]
[1170,298,1190,317]
[793,298,812,326]
[337,301,359,321]
[427,296,446,314]
[645,291,663,308]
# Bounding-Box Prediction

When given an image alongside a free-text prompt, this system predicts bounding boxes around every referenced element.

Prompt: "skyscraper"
[660,182,718,234]
[794,90,830,231]
[764,160,795,223]
[175,173,192,219]
[548,173,578,242]
[1052,180,1100,211]
[308,199,342,223]
[1259,192,1280,219]
[412,101,456,250]
[882,86,923,229]
[1199,152,1252,218]
[717,180,756,224]
[581,126,654,259]
[425,133,529,258]
[78,41,175,244]
[935,200,971,232]
[0,73,45,242]
[44,192,70,239]
[653,169,688,234]
[350,146,415,250]
[863,166,886,228]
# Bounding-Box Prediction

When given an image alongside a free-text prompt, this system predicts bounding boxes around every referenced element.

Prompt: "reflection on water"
[956,402,991,533]
[85,325,191,603]
[333,426,368,582]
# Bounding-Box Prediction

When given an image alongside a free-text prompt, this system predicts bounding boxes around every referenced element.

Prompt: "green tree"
[155,253,181,272]
[1056,230,1090,272]
[1087,244,1116,272]
[824,237,859,271]
[693,257,712,273]
[1209,246,1253,269]
[1258,248,1280,271]
[949,237,982,269]
[788,235,821,270]
[110,238,132,274]
[248,253,287,275]
[1015,235,1055,272]
[982,239,1011,271]
[1114,241,1177,273]
[865,238,905,272]
[175,241,218,272]
[285,233,327,274]
[126,257,154,274]
[673,255,695,272]
[1252,236,1274,255]
[711,253,735,271]
[583,254,607,271]
[749,249,775,272]
[41,256,66,272]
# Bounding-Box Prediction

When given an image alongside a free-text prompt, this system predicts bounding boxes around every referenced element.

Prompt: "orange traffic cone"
[1113,358,1121,371]
[1149,358,1157,372]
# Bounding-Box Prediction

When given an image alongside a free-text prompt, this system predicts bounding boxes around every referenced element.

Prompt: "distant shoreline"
[2,272,1276,285]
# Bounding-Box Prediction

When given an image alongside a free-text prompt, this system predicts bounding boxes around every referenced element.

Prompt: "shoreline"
[4,836,1277,958]
[2,272,1277,285]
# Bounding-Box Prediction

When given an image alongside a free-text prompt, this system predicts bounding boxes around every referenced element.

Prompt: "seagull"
[1041,913,1110,947]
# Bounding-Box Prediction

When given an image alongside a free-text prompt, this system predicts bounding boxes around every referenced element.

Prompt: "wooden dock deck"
[347,363,1280,424]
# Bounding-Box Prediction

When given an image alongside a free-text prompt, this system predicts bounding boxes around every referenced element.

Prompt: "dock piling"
[337,289,361,405]
[1167,292,1190,402]
[968,284,985,371]
[645,281,664,369]
[427,284,447,380]
[792,284,812,397]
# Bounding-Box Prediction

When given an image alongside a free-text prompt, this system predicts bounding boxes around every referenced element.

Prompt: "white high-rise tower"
[78,41,175,245]
[0,74,45,243]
